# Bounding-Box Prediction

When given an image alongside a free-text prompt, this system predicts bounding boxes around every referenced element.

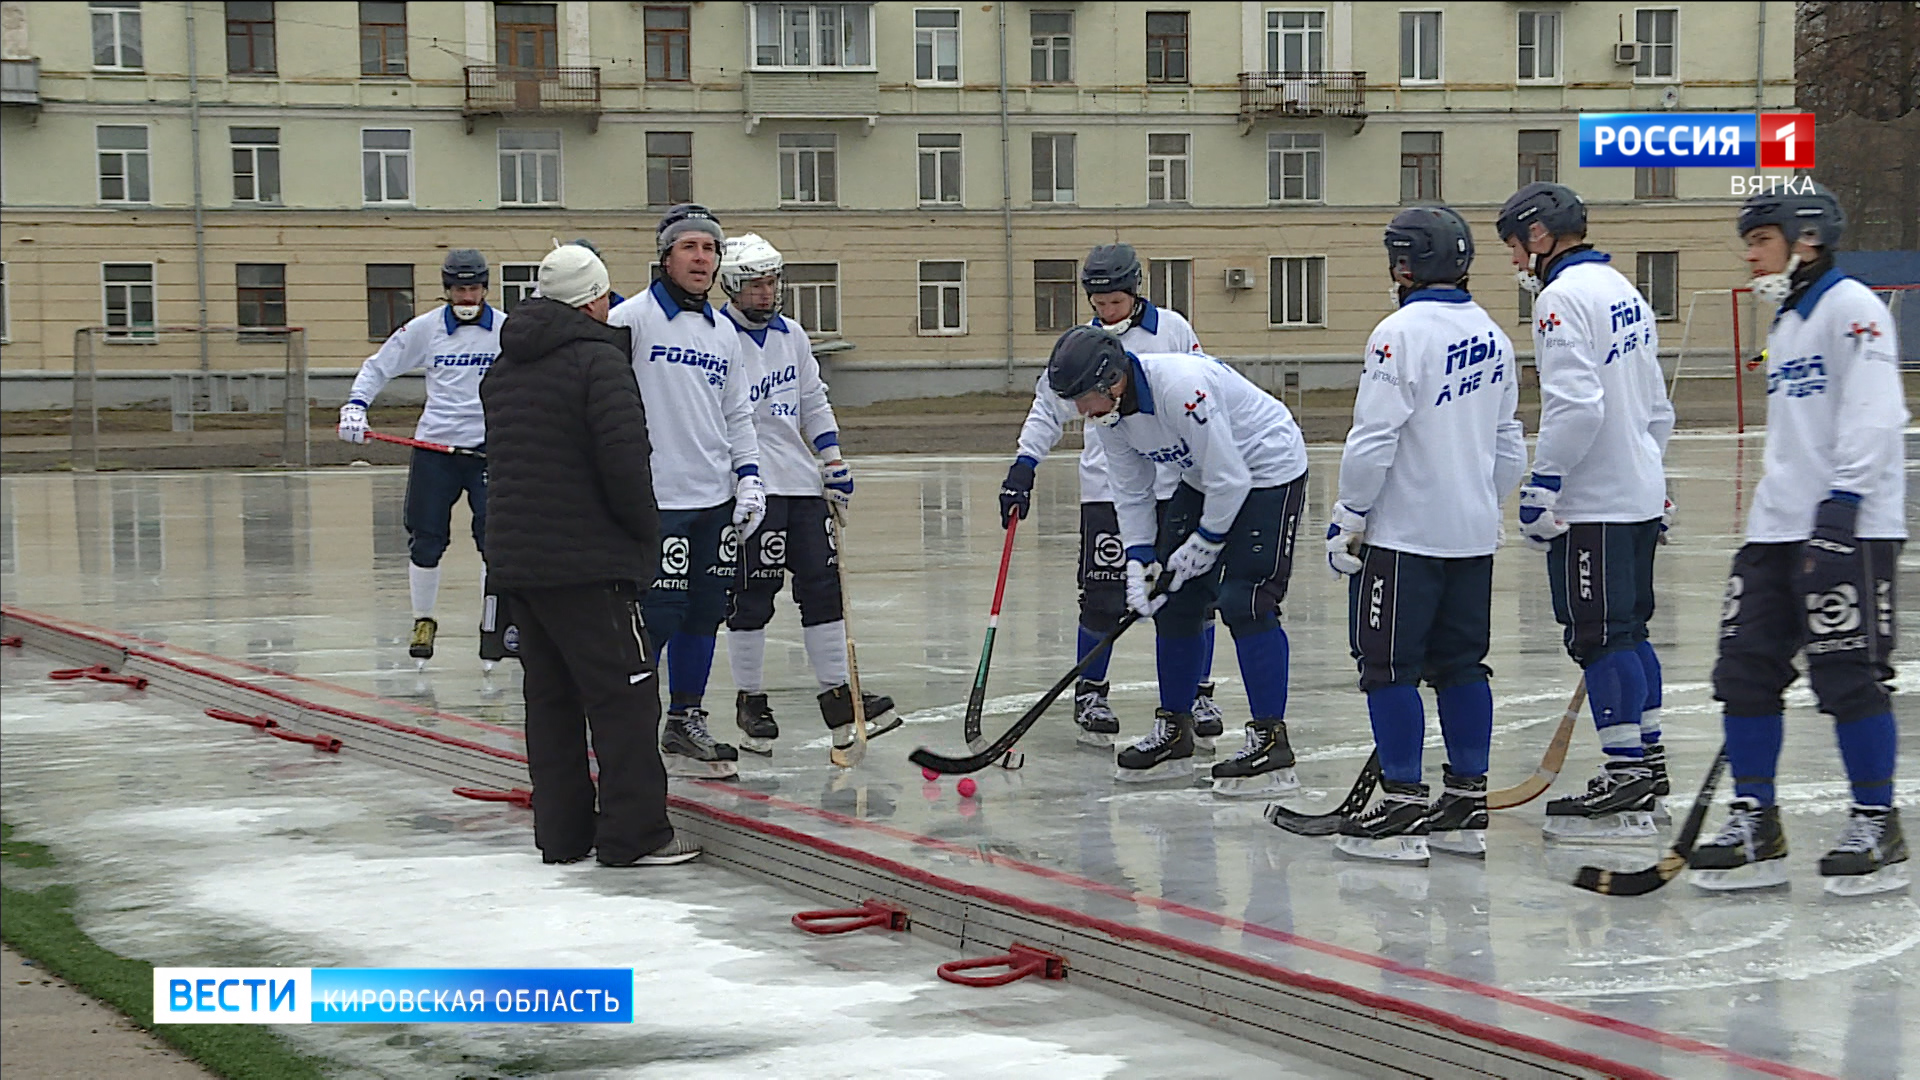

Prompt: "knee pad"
[1218,579,1280,638]
[1080,580,1127,636]
[725,584,776,632]
[407,533,449,569]
[791,566,844,627]
[1154,587,1211,639]
[1712,650,1790,719]
[685,576,730,636]
[1807,654,1893,725]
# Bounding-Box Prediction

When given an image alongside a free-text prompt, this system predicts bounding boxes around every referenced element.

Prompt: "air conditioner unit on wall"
[1225,268,1256,290]
[1613,41,1643,66]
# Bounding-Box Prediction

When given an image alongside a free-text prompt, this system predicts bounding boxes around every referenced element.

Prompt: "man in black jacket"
[481,243,699,868]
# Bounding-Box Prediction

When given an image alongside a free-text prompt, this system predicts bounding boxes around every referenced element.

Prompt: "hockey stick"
[1487,678,1586,810]
[828,507,870,769]
[964,518,1024,769]
[1572,745,1728,897]
[367,431,486,459]
[1263,752,1382,837]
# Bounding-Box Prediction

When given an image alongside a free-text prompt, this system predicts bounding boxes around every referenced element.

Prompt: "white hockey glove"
[1325,503,1368,576]
[1516,474,1568,551]
[732,473,767,537]
[337,402,369,444]
[1125,547,1168,618]
[817,453,853,512]
[1166,532,1224,592]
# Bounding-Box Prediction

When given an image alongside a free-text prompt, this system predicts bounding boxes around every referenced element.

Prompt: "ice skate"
[661,708,740,779]
[1819,805,1910,897]
[1209,718,1300,798]
[1113,709,1194,783]
[1542,759,1658,842]
[820,684,902,750]
[1334,780,1431,865]
[1191,681,1224,751]
[409,617,437,669]
[1073,680,1121,748]
[1687,797,1789,891]
[1643,742,1672,823]
[1427,768,1489,858]
[734,691,778,755]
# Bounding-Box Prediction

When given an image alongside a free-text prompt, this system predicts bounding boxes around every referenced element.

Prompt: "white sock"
[729,629,766,694]
[804,621,850,690]
[409,563,441,620]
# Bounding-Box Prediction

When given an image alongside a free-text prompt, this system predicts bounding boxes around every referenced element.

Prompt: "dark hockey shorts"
[1348,547,1494,692]
[643,502,735,650]
[726,495,843,631]
[1079,501,1127,635]
[1546,519,1660,667]
[403,445,486,568]
[1153,475,1306,639]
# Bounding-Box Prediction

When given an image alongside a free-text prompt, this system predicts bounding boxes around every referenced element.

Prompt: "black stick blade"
[1572,853,1687,897]
[1264,802,1345,837]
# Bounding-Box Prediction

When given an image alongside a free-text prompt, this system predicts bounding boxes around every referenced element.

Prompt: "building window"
[1634,8,1677,80]
[226,1,276,75]
[102,263,156,341]
[917,133,962,205]
[1516,10,1559,82]
[1636,251,1679,320]
[751,3,875,69]
[918,260,965,334]
[110,478,165,574]
[359,1,407,76]
[500,263,540,313]
[1518,285,1533,324]
[97,125,151,204]
[1267,132,1323,202]
[1034,259,1077,332]
[1399,10,1440,83]
[236,263,287,333]
[645,132,693,207]
[0,262,9,343]
[499,130,562,206]
[1635,166,1675,200]
[1149,258,1193,322]
[361,129,411,205]
[230,127,280,204]
[1266,10,1324,73]
[1147,133,1190,204]
[914,9,960,84]
[645,6,691,82]
[1400,131,1442,202]
[1031,133,1075,203]
[496,2,558,69]
[1030,11,1071,83]
[1517,129,1558,186]
[782,263,840,333]
[91,1,143,71]
[1145,11,1188,84]
[1269,256,1326,327]
[366,264,413,339]
[778,133,837,205]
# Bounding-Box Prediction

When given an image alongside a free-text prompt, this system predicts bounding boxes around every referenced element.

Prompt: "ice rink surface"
[2,433,1917,1079]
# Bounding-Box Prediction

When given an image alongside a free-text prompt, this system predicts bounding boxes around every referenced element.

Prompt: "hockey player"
[1497,181,1675,842]
[339,249,502,666]
[608,205,764,779]
[570,239,627,306]
[1326,207,1526,864]
[1689,185,1908,895]
[1043,326,1307,786]
[715,233,901,756]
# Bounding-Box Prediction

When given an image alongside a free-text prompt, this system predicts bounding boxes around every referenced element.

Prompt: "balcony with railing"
[462,66,602,132]
[743,70,881,133]
[2,58,41,117]
[1238,71,1367,125]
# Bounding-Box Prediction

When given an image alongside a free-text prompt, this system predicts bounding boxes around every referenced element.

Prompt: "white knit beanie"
[538,243,610,308]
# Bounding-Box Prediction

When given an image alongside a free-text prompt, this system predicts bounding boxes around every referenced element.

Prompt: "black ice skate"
[1427,768,1489,858]
[1819,805,1910,897]
[1074,680,1121,748]
[1687,796,1789,891]
[661,708,740,779]
[1113,708,1194,783]
[1542,758,1658,842]
[1334,780,1432,865]
[1192,681,1224,750]
[1643,742,1672,823]
[735,691,779,755]
[819,684,902,750]
[1209,718,1300,798]
[409,617,437,669]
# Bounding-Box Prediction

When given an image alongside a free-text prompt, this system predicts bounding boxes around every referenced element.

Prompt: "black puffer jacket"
[481,297,660,589]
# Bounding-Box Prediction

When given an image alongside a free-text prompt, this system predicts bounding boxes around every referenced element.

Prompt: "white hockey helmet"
[720,233,785,296]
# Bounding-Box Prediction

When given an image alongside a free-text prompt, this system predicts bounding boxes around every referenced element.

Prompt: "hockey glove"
[1801,491,1862,579]
[818,453,853,512]
[1325,503,1367,576]
[732,473,768,538]
[1795,492,1867,648]
[999,458,1036,529]
[1516,474,1568,551]
[1166,532,1224,592]
[337,402,369,444]
[1658,496,1675,545]
[1125,546,1168,618]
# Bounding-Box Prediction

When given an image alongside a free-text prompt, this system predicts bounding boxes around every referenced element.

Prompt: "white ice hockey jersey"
[723,306,839,498]
[348,304,503,449]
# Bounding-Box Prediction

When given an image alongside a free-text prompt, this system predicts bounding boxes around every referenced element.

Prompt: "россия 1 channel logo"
[1579,113,1814,168]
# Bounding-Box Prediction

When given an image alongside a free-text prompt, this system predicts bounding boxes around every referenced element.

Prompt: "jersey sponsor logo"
[759,528,786,567]
[1607,298,1646,335]
[749,363,799,403]
[1091,531,1125,569]
[1143,439,1195,469]
[1433,330,1505,406]
[1847,321,1882,341]
[1182,390,1209,425]
[1766,354,1827,398]
[1370,343,1392,364]
[1877,579,1894,639]
[431,351,497,369]
[718,525,740,566]
[1806,582,1861,637]
[646,344,730,387]
[1536,313,1563,334]
[1576,549,1594,602]
[1367,573,1386,630]
[1720,574,1743,630]
[659,536,691,578]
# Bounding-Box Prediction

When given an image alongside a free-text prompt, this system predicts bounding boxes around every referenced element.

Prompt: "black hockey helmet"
[656,203,725,254]
[1496,182,1587,244]
[1046,325,1128,400]
[441,249,489,288]
[1384,205,1474,286]
[1081,243,1143,295]
[1737,182,1845,248]
[571,237,603,258]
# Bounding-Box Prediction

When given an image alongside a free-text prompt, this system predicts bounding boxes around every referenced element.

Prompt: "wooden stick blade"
[1486,770,1555,810]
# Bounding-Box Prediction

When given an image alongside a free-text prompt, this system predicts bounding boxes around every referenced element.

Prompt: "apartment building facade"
[0,1,1793,402]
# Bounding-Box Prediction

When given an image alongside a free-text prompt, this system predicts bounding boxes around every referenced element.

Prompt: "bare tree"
[1797,1,1920,250]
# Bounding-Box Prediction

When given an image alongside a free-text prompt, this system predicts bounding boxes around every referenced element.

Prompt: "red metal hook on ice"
[267,728,342,752]
[790,899,910,936]
[1,635,22,648]
[452,787,534,809]
[48,664,147,689]
[206,707,278,730]
[936,943,1066,988]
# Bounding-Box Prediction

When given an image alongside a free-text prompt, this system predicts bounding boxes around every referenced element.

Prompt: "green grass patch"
[1,821,330,1080]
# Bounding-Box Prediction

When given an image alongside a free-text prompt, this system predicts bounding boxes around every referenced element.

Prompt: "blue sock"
[1636,640,1664,745]
[1232,626,1290,720]
[1155,633,1207,714]
[1724,713,1784,805]
[1435,680,1493,778]
[1077,625,1113,683]
[666,632,717,705]
[1835,711,1898,807]
[1202,620,1217,680]
[1367,685,1425,784]
[1586,651,1648,759]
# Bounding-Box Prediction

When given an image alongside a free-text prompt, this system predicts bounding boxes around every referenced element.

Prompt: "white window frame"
[917,260,966,335]
[749,2,876,72]
[498,130,563,207]
[778,133,838,206]
[96,124,151,204]
[1516,10,1560,84]
[500,262,541,312]
[1634,8,1679,82]
[0,261,9,343]
[1636,250,1680,320]
[1267,132,1323,203]
[781,262,841,334]
[361,128,413,206]
[917,133,962,205]
[1146,132,1191,204]
[230,127,280,205]
[1030,10,1072,83]
[1268,255,1326,328]
[1032,132,1075,204]
[1265,9,1326,75]
[101,262,157,343]
[1399,9,1442,84]
[90,1,143,72]
[913,8,961,85]
[1148,258,1193,323]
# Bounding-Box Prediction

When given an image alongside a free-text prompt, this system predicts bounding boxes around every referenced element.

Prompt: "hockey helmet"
[1496,182,1587,245]
[656,203,725,254]
[1737,182,1845,249]
[441,249,489,289]
[1046,325,1129,400]
[1384,205,1474,286]
[1081,243,1143,295]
